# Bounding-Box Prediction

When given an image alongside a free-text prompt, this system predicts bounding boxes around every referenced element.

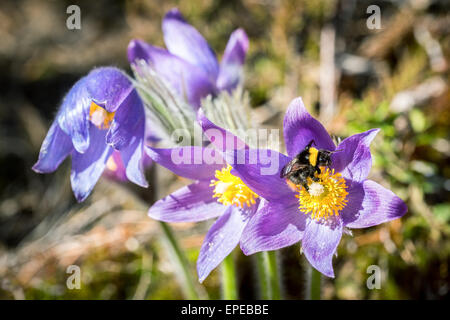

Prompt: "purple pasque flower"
[224,97,408,278]
[146,114,262,283]
[127,8,249,108]
[33,67,148,202]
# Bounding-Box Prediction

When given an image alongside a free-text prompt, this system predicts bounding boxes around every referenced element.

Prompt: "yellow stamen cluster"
[210,165,259,208]
[296,167,348,221]
[89,102,115,129]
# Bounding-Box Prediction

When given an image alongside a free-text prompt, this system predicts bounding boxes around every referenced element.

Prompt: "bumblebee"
[280,140,335,191]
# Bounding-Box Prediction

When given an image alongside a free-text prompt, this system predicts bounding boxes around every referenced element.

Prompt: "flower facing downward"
[224,97,408,277]
[127,8,249,108]
[33,67,149,202]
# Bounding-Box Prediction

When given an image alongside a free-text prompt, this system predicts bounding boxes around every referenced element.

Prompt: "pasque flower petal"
[106,90,145,150]
[283,97,335,157]
[145,146,225,181]
[70,126,113,202]
[342,179,408,228]
[32,122,73,173]
[302,217,343,278]
[119,138,148,188]
[148,181,226,223]
[57,77,91,153]
[223,148,293,202]
[162,8,219,80]
[84,67,133,113]
[332,129,380,182]
[198,110,247,152]
[240,199,306,255]
[216,28,249,91]
[197,205,254,283]
[114,91,148,187]
[127,40,216,108]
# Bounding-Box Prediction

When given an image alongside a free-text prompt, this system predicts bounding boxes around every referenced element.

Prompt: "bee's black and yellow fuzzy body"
[280,140,334,191]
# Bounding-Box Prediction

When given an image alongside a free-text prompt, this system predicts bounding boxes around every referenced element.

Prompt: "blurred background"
[0,0,449,299]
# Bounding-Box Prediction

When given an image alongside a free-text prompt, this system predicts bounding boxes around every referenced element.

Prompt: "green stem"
[306,264,321,300]
[221,253,238,300]
[266,251,282,300]
[159,221,199,300]
[255,252,270,299]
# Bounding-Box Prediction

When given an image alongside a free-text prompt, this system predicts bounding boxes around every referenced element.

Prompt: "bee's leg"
[301,181,309,191]
[312,167,321,182]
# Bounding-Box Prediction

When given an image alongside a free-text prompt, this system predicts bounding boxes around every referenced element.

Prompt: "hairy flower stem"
[159,221,200,300]
[255,252,270,299]
[306,263,322,300]
[221,253,238,300]
[266,251,282,299]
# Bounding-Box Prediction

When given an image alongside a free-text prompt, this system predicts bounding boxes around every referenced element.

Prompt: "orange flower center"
[89,102,115,129]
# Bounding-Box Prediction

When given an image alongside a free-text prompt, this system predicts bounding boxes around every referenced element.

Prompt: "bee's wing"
[280,161,308,178]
